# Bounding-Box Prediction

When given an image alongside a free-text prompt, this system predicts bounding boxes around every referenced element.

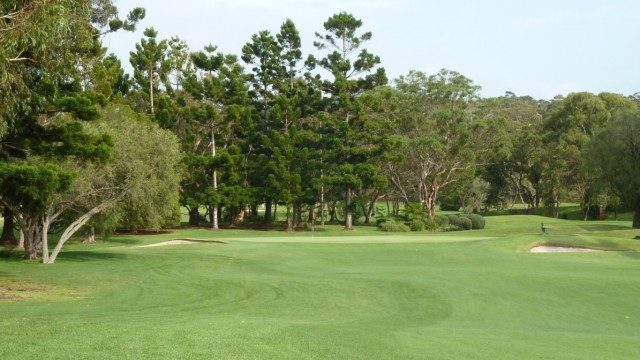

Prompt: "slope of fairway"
[1,216,639,359]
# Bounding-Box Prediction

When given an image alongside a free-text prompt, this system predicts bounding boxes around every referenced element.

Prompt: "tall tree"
[0,0,143,260]
[311,12,387,230]
[130,27,170,114]
[588,109,640,228]
[389,70,508,218]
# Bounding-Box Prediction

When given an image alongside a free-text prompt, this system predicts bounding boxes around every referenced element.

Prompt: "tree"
[130,27,170,114]
[0,1,144,260]
[311,12,387,230]
[89,106,182,235]
[0,0,144,137]
[543,92,632,217]
[389,70,508,219]
[588,109,640,228]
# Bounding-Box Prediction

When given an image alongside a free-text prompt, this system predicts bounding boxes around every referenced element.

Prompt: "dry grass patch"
[0,279,85,302]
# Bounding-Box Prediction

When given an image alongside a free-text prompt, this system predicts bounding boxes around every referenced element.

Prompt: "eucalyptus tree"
[588,108,640,228]
[0,0,144,137]
[390,70,508,218]
[17,105,181,264]
[311,12,387,230]
[130,27,171,114]
[0,0,143,259]
[542,92,634,217]
[476,93,545,209]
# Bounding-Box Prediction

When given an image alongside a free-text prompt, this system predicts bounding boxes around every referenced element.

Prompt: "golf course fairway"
[1,216,639,359]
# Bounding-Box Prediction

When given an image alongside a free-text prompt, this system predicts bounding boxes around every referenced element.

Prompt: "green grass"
[1,216,640,359]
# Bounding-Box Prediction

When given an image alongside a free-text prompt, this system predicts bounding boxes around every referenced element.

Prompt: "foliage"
[409,219,425,232]
[423,218,439,231]
[88,105,182,232]
[462,178,490,214]
[447,215,472,230]
[434,215,450,228]
[467,214,486,230]
[587,109,640,228]
[378,220,410,232]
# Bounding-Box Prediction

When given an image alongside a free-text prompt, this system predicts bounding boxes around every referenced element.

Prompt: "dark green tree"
[0,0,143,260]
[311,12,387,230]
[588,109,640,228]
[130,27,170,114]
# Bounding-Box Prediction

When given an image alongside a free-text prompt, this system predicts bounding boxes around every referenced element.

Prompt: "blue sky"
[106,0,639,100]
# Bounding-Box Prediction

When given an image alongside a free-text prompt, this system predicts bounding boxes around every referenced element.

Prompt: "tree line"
[1,1,639,262]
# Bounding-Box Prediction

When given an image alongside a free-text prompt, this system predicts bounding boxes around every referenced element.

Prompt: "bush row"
[377,213,485,232]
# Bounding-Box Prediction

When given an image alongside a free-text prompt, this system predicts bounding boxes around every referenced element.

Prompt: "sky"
[105,0,640,100]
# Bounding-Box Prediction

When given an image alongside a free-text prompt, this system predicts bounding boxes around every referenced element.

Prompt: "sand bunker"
[138,239,222,248]
[530,245,602,253]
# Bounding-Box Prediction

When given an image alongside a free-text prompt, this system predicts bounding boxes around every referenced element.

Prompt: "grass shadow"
[56,250,128,262]
[577,224,632,232]
[102,237,145,246]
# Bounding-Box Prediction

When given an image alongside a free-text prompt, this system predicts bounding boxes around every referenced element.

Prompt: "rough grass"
[1,216,639,359]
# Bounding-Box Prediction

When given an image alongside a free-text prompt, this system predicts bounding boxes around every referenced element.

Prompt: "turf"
[1,215,640,359]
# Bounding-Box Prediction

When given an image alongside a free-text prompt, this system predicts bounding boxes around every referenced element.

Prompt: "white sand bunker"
[531,245,603,253]
[138,239,222,248]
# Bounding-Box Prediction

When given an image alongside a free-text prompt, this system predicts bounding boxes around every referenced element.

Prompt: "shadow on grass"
[102,237,145,246]
[577,224,631,232]
[56,250,128,262]
[0,248,24,261]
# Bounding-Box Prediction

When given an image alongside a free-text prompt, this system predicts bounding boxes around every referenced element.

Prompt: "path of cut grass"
[1,216,639,359]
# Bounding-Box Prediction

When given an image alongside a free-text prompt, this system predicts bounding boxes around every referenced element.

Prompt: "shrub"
[409,219,425,232]
[446,214,458,223]
[378,221,411,232]
[443,224,463,232]
[435,215,450,227]
[449,215,472,230]
[424,219,438,231]
[468,214,486,229]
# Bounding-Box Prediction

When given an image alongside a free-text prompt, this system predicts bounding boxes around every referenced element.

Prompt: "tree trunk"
[423,182,440,219]
[633,202,640,229]
[599,204,607,220]
[211,127,219,230]
[18,229,24,249]
[150,67,155,114]
[264,198,273,225]
[329,201,338,224]
[84,227,96,244]
[188,207,200,226]
[46,203,107,264]
[23,224,39,260]
[294,202,302,229]
[582,201,590,221]
[1,207,17,245]
[286,204,293,232]
[344,185,353,230]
